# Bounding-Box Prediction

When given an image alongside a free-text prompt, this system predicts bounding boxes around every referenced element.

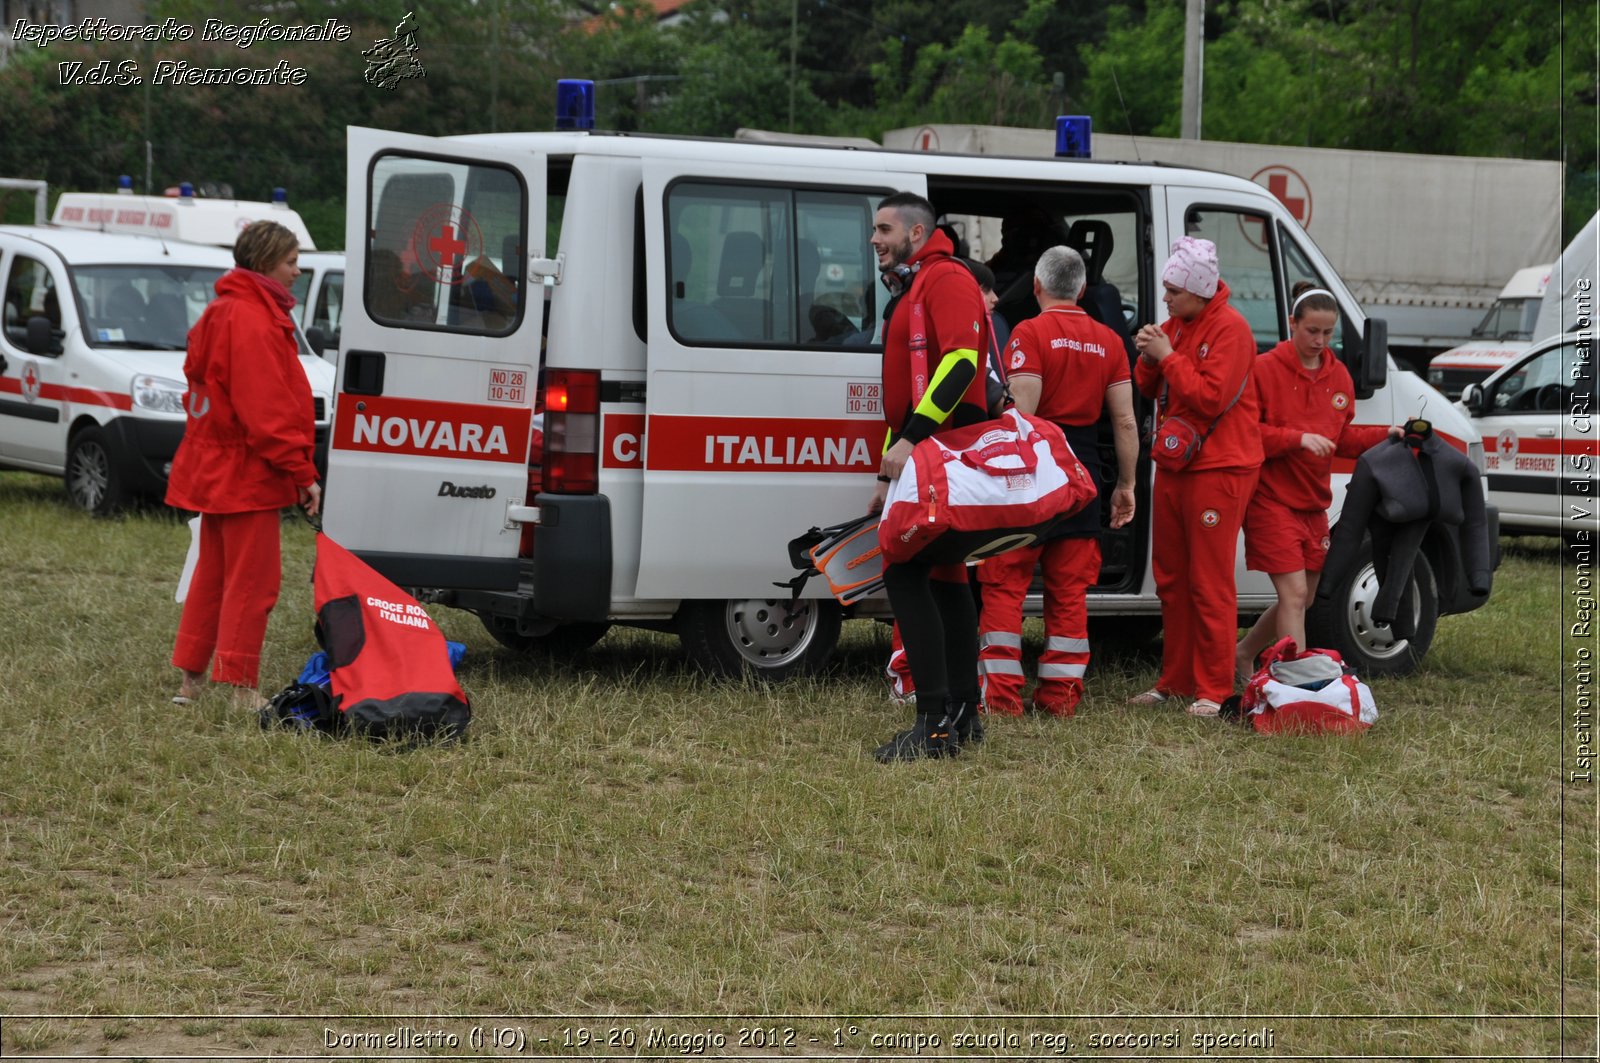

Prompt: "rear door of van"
[633,159,914,599]
[324,128,546,591]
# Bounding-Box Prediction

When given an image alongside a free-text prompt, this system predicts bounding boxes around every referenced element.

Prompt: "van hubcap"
[1344,562,1415,661]
[722,598,819,668]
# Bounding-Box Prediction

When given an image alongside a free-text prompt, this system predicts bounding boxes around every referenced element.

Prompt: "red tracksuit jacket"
[880,229,990,442]
[1253,341,1389,512]
[1133,280,1262,472]
[166,269,317,513]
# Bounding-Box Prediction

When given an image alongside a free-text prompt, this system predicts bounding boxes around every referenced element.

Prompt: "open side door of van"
[325,127,547,592]
[633,158,916,600]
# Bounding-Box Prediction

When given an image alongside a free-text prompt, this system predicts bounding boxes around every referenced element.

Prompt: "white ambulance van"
[1460,329,1598,539]
[0,187,335,513]
[324,126,1497,677]
[1426,264,1552,399]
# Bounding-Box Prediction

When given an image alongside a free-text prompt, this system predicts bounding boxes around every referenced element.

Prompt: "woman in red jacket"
[168,221,321,711]
[1235,283,1397,675]
[1130,237,1263,716]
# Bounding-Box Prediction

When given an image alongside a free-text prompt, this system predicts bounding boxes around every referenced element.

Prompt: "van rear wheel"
[1307,539,1437,677]
[679,597,841,679]
[66,426,129,516]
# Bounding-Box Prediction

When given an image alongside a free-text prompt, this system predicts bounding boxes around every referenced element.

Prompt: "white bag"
[175,515,202,603]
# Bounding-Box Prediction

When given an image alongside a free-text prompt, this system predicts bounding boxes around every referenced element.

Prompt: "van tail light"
[543,368,600,495]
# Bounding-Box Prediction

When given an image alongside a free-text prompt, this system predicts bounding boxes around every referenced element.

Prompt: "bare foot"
[229,686,264,713]
[174,669,206,704]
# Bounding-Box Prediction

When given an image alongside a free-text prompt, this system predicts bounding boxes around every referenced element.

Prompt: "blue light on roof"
[1055,116,1092,159]
[556,79,595,131]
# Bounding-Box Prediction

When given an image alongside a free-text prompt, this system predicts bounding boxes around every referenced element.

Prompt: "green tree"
[868,7,1056,133]
[1076,2,1185,138]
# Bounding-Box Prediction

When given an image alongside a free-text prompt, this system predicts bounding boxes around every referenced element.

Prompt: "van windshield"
[70,264,226,350]
[1468,296,1540,341]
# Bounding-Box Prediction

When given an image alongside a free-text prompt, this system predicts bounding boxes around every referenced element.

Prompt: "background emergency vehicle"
[293,250,346,362]
[324,122,1497,679]
[1426,264,1552,399]
[0,185,335,514]
[1460,331,1598,539]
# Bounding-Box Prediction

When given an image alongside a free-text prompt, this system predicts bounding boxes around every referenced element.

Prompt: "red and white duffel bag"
[878,408,1098,566]
[1234,637,1377,735]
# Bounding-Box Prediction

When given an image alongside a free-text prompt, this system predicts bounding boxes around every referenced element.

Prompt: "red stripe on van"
[0,376,133,410]
[332,393,531,464]
[603,412,645,469]
[645,415,880,473]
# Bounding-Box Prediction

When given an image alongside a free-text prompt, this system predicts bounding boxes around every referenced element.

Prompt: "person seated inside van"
[986,205,1070,327]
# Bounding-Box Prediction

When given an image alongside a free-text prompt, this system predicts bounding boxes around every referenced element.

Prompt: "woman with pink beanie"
[1129,237,1263,716]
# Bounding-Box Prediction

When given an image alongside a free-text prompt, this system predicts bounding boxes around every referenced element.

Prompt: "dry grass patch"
[0,472,1591,1057]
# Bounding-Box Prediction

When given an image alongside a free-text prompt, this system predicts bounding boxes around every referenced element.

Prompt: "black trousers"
[884,561,980,712]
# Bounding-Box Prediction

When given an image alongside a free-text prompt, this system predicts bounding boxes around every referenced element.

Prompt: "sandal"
[171,694,195,706]
[1126,688,1170,706]
[1187,698,1222,717]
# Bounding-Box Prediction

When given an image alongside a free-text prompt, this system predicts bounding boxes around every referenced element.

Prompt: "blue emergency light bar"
[1055,116,1092,159]
[117,175,133,194]
[557,79,596,131]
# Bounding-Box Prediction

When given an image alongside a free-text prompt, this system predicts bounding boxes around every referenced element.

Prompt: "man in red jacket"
[976,246,1138,717]
[869,191,991,761]
[1131,237,1263,716]
[167,220,320,710]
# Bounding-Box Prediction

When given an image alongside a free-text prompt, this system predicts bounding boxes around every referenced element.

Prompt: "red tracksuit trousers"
[1151,467,1257,702]
[976,537,1100,714]
[171,509,283,688]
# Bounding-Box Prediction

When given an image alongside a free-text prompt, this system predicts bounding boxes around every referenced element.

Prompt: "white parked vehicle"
[291,250,345,361]
[1460,331,1599,538]
[322,123,1497,677]
[1426,264,1552,399]
[0,188,335,514]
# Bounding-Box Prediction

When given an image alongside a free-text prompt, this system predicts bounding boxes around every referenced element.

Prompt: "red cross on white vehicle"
[20,360,41,402]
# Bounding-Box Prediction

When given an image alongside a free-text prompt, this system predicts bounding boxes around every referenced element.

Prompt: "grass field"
[0,469,1594,1060]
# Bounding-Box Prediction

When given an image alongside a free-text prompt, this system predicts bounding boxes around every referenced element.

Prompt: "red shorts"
[1244,497,1330,574]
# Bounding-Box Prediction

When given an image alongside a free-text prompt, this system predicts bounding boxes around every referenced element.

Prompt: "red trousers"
[1151,466,1258,702]
[976,537,1100,714]
[171,509,283,688]
[885,624,914,700]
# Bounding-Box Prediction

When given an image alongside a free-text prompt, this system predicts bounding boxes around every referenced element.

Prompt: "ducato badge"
[438,481,497,499]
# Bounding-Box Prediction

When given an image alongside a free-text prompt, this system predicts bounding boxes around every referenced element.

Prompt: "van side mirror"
[306,326,329,356]
[1354,316,1388,399]
[25,315,62,355]
[1460,382,1485,415]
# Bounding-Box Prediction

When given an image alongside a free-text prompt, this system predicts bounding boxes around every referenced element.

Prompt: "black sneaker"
[947,700,984,746]
[874,712,961,763]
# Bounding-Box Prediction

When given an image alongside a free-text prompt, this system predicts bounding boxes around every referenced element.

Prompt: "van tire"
[679,597,841,679]
[65,426,129,516]
[1306,538,1437,677]
[481,616,610,656]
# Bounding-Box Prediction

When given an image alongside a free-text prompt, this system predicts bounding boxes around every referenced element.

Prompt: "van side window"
[313,272,344,334]
[1183,208,1279,350]
[666,181,880,348]
[3,256,61,354]
[1483,341,1585,415]
[366,154,526,335]
[1280,232,1350,359]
